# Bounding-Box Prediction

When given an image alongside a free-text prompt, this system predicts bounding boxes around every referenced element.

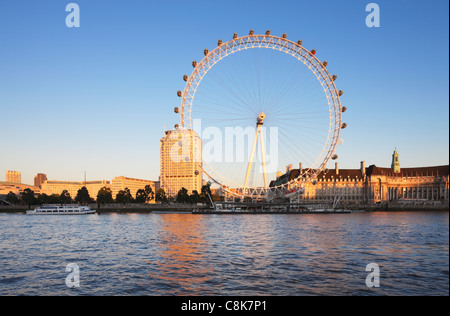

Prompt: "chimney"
[335,163,339,175]
[361,161,366,177]
[299,162,303,172]
[286,164,292,173]
[276,171,282,179]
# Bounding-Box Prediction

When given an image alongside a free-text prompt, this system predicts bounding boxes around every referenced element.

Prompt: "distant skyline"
[1,0,449,185]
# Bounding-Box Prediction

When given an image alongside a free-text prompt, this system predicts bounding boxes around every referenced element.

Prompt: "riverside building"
[160,129,203,197]
[34,173,47,188]
[111,176,157,202]
[6,171,21,183]
[0,182,40,197]
[271,150,449,207]
[40,180,111,199]
[0,171,39,198]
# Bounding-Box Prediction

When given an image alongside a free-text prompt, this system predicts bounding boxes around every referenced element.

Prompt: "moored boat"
[26,204,95,215]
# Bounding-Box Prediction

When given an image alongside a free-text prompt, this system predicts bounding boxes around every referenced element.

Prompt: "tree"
[59,190,72,204]
[36,193,49,205]
[200,184,212,205]
[116,188,133,204]
[48,194,61,204]
[20,188,35,209]
[5,191,19,205]
[133,185,155,204]
[135,189,147,203]
[189,190,200,204]
[144,185,154,203]
[201,184,212,196]
[38,193,60,204]
[176,187,189,204]
[115,190,125,204]
[155,188,167,204]
[97,187,113,206]
[75,186,91,205]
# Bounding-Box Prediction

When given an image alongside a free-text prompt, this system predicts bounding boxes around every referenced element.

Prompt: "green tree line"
[4,184,221,208]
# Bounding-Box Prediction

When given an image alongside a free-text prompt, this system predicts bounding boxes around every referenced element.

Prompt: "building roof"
[318,168,364,179]
[269,169,300,187]
[367,165,449,177]
[112,176,154,183]
[0,181,39,189]
[0,182,41,194]
[270,164,449,186]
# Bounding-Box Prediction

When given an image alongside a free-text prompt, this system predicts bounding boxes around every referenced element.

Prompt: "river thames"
[0,211,448,296]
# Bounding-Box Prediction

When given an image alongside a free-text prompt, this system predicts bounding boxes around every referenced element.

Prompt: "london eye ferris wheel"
[174,30,347,199]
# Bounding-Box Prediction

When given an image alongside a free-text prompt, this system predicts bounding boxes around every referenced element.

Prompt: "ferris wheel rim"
[178,32,344,198]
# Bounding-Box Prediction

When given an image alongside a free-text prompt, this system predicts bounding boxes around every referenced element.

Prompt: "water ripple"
[0,211,448,296]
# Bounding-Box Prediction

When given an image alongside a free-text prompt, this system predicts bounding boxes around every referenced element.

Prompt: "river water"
[0,211,448,296]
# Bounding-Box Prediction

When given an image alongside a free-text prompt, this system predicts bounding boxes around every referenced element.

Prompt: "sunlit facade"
[0,182,40,196]
[41,180,111,199]
[6,171,21,183]
[272,151,449,206]
[34,173,47,188]
[160,129,203,197]
[111,176,157,202]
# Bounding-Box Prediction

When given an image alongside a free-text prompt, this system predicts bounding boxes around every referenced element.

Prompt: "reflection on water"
[0,211,448,296]
[148,214,212,295]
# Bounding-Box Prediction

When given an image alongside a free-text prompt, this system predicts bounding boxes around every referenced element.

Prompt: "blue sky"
[0,0,448,185]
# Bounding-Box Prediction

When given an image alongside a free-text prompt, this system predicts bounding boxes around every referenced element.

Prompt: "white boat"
[26,204,95,215]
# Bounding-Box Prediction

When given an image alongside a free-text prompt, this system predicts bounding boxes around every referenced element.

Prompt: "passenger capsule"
[218,39,223,46]
[183,75,188,81]
[297,40,303,45]
[311,49,316,55]
[332,154,338,160]
[177,90,182,97]
[195,170,200,176]
[338,90,344,96]
[265,30,271,36]
[323,61,328,67]
[249,29,255,36]
[282,33,287,39]
[341,123,347,129]
[174,107,179,113]
[204,49,209,56]
[178,140,183,146]
[233,33,238,39]
[174,124,179,129]
[185,156,190,162]
[341,106,347,113]
[192,60,197,68]
[332,75,337,81]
